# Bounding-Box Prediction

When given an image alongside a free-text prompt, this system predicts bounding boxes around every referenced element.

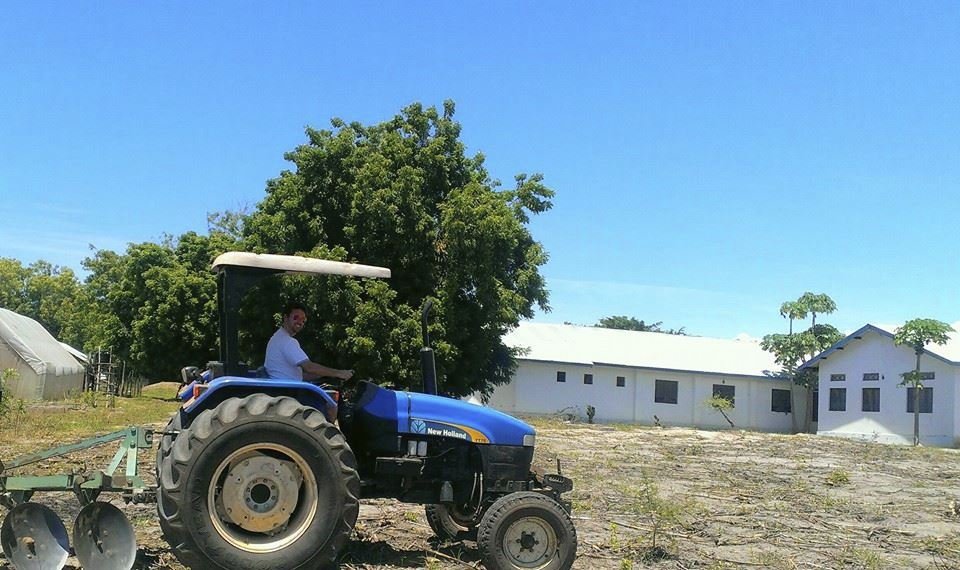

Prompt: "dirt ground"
[4,416,960,569]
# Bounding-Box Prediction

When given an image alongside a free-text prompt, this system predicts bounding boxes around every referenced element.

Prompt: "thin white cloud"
[0,224,131,270]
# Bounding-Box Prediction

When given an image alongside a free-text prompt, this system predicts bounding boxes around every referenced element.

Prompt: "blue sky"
[2,2,959,340]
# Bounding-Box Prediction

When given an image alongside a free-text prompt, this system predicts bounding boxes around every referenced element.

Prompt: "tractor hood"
[348,381,535,447]
[401,391,535,447]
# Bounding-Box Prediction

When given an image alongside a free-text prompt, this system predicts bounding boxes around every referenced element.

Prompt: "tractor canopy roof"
[212,252,391,279]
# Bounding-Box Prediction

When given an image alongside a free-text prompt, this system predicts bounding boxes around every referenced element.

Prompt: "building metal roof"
[504,322,780,378]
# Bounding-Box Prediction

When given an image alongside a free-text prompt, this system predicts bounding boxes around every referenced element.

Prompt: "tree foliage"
[0,257,101,351]
[595,315,686,335]
[894,318,954,446]
[761,293,841,387]
[239,101,551,397]
[761,292,842,432]
[81,230,241,379]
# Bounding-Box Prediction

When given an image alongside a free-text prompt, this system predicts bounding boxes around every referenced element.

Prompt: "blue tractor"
[156,252,577,570]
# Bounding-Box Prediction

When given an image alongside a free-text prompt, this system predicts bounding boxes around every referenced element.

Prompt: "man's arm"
[300,360,353,381]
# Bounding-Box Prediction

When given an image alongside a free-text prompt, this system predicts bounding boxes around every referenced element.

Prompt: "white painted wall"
[815,330,958,446]
[485,360,793,433]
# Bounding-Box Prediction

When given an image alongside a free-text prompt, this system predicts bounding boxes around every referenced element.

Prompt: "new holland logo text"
[426,426,468,440]
[409,418,486,442]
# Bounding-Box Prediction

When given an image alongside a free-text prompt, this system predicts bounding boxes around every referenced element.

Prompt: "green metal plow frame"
[0,426,155,508]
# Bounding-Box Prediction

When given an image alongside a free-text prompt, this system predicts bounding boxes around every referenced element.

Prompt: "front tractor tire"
[425,503,482,541]
[157,394,360,570]
[477,492,577,570]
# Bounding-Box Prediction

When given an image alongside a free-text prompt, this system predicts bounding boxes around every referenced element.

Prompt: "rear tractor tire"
[155,411,181,542]
[156,394,360,569]
[477,491,577,570]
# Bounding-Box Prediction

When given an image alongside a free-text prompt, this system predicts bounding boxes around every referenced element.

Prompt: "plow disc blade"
[0,502,70,570]
[72,502,136,570]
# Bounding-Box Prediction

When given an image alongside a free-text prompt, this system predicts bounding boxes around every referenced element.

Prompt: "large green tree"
[82,230,240,379]
[242,101,552,397]
[894,318,954,446]
[761,292,842,433]
[0,257,100,351]
[595,315,686,335]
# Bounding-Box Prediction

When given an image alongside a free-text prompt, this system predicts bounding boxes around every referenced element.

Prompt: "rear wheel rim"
[501,515,558,568]
[207,442,318,553]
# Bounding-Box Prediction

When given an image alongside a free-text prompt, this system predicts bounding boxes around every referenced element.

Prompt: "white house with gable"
[803,324,960,447]
[485,323,793,433]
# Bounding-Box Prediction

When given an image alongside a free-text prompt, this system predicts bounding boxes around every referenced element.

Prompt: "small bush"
[0,369,27,428]
[1,369,17,418]
[826,469,851,486]
[705,395,735,428]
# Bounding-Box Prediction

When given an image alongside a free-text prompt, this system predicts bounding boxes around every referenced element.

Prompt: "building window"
[830,374,846,382]
[863,373,880,381]
[712,384,735,407]
[616,376,626,387]
[812,389,819,422]
[583,373,593,385]
[556,371,566,383]
[920,372,935,381]
[655,380,678,404]
[906,387,934,413]
[829,388,846,411]
[771,389,791,413]
[862,388,880,412]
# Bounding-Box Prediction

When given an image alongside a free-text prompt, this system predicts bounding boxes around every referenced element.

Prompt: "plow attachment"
[1,503,69,570]
[73,502,136,569]
[0,427,155,570]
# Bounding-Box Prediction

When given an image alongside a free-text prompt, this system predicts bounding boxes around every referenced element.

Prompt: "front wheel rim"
[501,515,559,568]
[207,442,318,553]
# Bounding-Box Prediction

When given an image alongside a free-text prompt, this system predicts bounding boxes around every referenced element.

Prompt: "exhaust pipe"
[420,299,438,395]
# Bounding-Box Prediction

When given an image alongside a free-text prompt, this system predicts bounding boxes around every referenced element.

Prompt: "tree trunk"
[914,350,922,446]
[914,388,921,446]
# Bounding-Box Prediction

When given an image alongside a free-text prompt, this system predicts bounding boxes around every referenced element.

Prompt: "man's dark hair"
[282,301,307,317]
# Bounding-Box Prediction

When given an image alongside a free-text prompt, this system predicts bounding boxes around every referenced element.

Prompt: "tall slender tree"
[779,301,806,335]
[894,318,954,446]
[762,292,841,433]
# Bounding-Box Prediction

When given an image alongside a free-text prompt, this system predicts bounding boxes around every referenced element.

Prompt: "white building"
[486,323,793,433]
[803,324,960,447]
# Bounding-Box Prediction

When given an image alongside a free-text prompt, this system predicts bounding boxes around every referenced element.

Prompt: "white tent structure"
[59,341,89,364]
[0,308,85,400]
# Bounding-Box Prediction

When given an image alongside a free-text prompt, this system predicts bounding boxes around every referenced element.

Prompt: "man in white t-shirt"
[264,302,354,381]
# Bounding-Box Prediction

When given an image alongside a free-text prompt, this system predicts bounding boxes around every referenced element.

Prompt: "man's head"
[281,302,308,336]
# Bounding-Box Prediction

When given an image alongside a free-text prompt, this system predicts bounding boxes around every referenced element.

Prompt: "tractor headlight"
[523,434,536,447]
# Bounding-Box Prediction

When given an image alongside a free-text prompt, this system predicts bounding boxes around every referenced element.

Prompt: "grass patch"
[0,382,181,460]
[833,546,884,570]
[826,468,851,486]
[917,533,960,558]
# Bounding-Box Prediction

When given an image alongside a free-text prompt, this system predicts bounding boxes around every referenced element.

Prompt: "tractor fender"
[179,377,338,426]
